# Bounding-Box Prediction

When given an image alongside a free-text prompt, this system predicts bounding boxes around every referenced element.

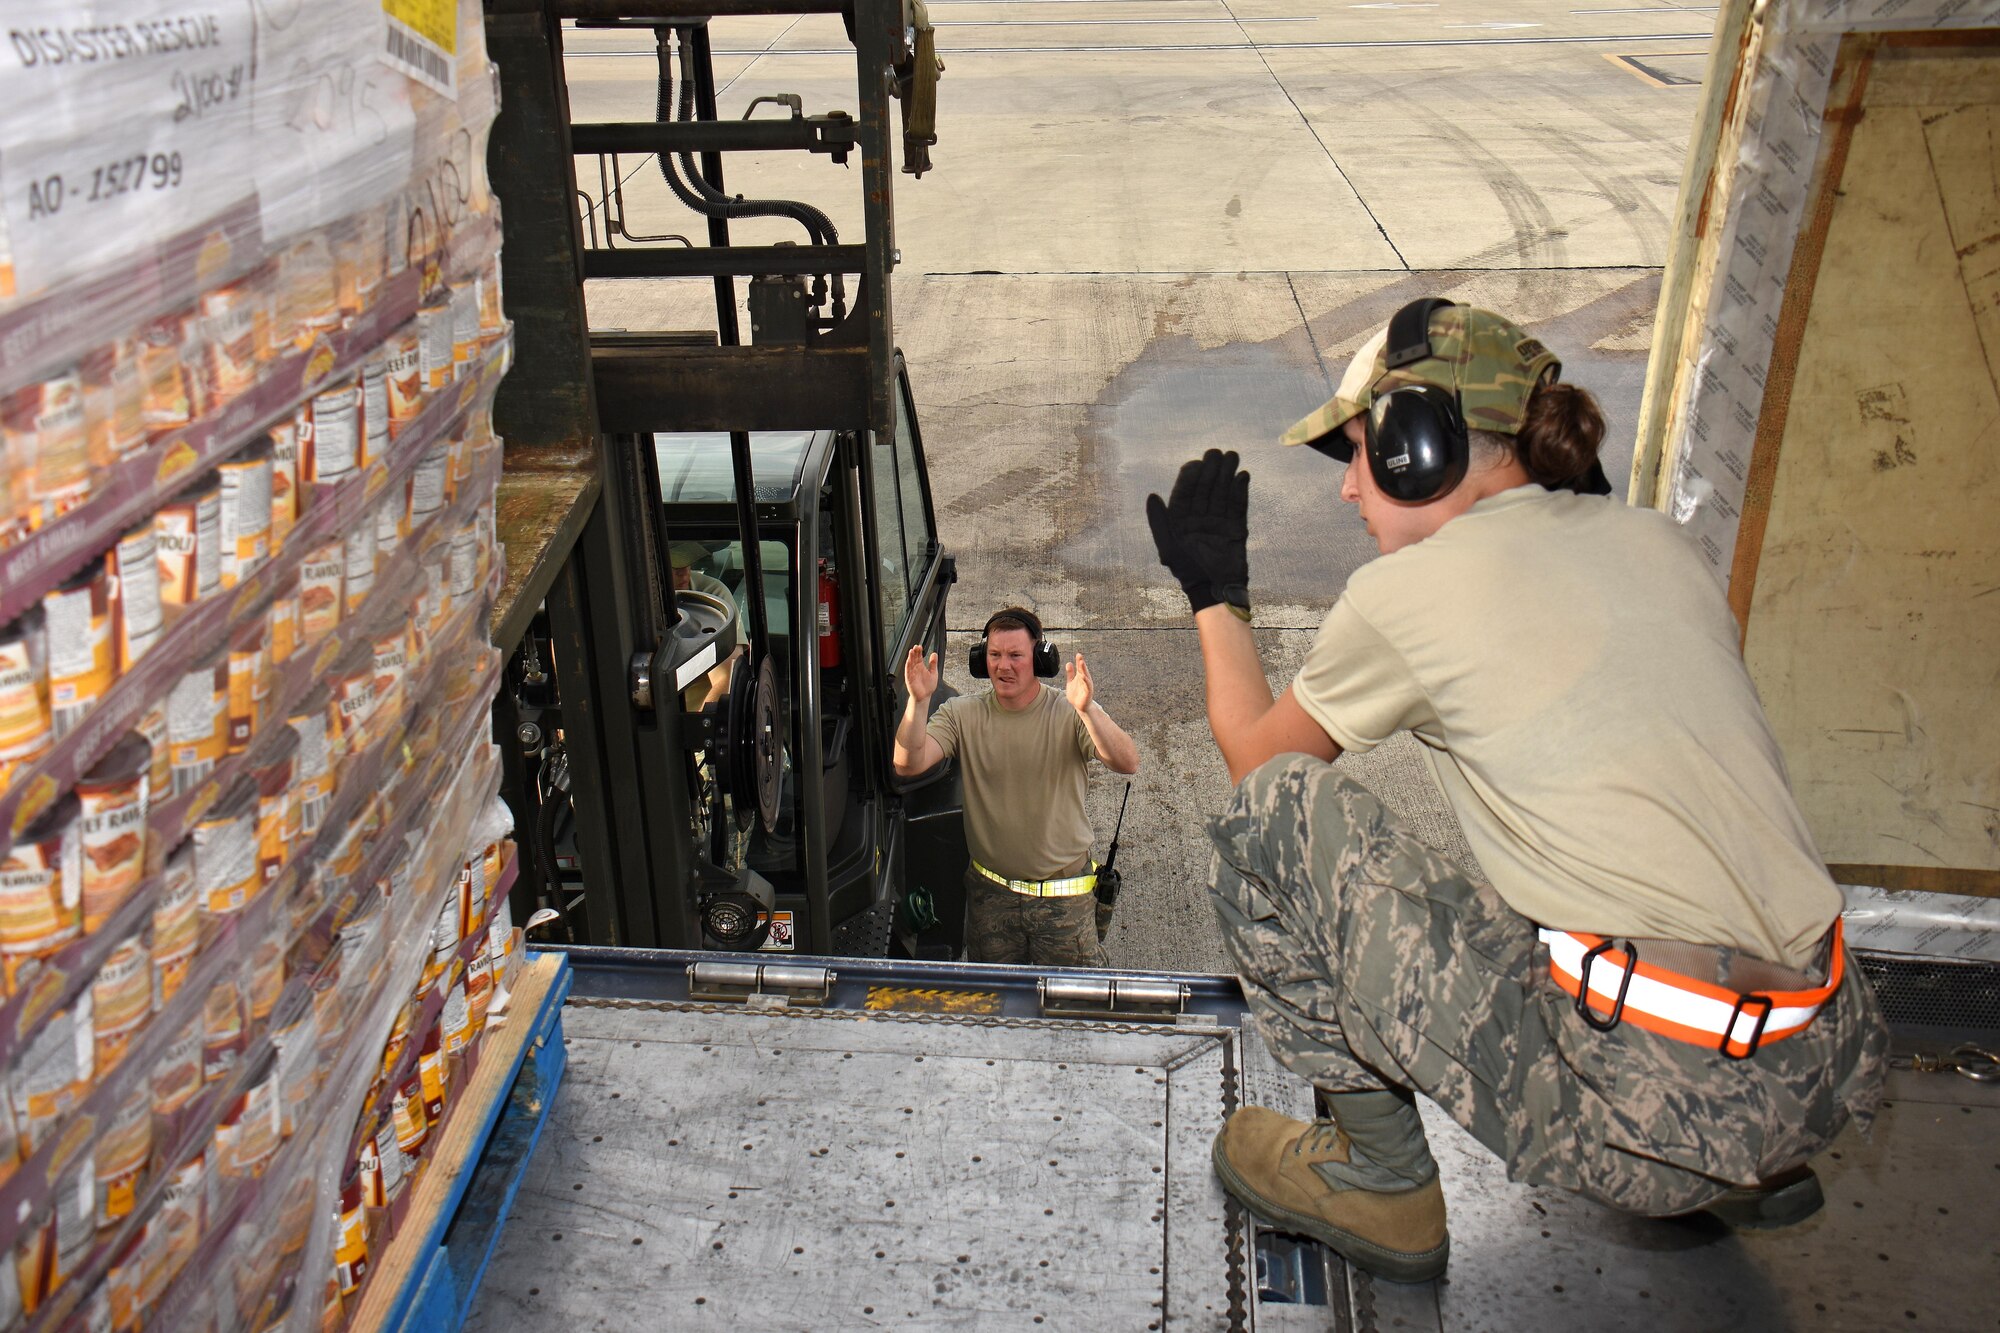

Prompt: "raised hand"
[904,644,940,704]
[1064,652,1094,714]
[1145,448,1251,616]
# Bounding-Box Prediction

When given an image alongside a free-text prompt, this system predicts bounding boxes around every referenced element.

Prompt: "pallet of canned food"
[0,0,521,1326]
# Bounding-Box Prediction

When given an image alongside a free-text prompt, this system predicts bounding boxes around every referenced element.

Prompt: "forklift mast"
[486,0,943,952]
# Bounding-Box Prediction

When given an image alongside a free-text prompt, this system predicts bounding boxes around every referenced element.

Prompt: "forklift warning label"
[864,986,1004,1015]
[381,0,454,98]
[757,911,795,952]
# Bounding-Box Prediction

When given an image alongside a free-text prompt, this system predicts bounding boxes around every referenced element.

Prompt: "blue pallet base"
[375,953,572,1333]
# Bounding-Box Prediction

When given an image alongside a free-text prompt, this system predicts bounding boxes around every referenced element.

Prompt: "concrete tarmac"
[565,0,1708,971]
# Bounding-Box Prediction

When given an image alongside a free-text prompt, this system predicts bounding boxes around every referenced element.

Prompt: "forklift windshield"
[654,430,815,503]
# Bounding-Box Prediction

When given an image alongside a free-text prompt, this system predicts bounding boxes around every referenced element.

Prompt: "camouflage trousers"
[963,866,1106,968]
[1208,755,1890,1216]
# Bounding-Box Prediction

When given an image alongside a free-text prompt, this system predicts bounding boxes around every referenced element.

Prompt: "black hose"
[653,28,847,323]
[532,753,571,942]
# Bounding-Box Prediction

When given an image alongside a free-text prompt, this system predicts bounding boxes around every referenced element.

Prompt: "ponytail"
[1514,382,1605,490]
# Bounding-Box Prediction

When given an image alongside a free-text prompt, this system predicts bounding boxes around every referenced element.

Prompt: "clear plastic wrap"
[0,3,512,1320]
[0,565,507,1329]
[0,0,502,625]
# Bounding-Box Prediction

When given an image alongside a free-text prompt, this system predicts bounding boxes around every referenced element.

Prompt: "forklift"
[489,0,968,960]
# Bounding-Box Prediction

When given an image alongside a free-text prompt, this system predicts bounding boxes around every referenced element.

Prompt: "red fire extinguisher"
[817,558,842,668]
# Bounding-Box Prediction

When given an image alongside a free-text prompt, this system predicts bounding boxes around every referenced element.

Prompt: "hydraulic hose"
[653,29,847,322]
[533,785,563,909]
[532,743,573,943]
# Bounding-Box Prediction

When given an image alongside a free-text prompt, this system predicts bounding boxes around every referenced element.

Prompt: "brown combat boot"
[1212,1106,1450,1282]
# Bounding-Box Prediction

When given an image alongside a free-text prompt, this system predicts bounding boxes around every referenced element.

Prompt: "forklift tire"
[716,657,758,830]
[751,654,787,834]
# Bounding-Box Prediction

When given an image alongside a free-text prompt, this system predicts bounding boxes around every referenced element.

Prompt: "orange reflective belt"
[1541,920,1844,1059]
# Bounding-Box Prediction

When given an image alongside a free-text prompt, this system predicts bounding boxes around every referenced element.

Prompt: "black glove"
[1146,449,1250,616]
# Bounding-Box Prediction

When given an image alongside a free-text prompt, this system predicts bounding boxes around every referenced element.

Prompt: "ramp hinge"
[687,961,834,1007]
[1038,976,1190,1023]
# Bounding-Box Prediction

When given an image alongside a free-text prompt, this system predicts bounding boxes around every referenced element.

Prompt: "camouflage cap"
[1281,306,1561,457]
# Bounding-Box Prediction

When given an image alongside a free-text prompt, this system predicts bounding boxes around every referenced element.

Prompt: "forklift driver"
[1146,299,1889,1282]
[893,607,1141,967]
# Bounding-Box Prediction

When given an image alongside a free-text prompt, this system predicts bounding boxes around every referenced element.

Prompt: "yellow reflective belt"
[972,859,1098,898]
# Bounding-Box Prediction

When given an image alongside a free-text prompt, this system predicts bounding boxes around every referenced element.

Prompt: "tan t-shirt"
[1293,485,1841,969]
[927,685,1096,881]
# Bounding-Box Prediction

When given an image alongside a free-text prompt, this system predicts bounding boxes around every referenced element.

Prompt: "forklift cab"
[650,357,968,957]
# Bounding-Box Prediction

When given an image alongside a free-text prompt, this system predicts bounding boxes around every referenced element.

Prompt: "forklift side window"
[870,379,936,645]
[871,432,913,641]
[891,381,935,588]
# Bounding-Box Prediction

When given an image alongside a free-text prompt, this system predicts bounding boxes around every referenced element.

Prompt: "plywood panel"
[1740,39,2000,884]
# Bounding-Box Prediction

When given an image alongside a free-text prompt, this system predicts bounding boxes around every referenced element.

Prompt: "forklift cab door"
[649,355,958,955]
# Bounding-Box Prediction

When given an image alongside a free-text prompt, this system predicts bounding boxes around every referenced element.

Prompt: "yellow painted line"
[864,986,1005,1015]
[1603,51,1705,88]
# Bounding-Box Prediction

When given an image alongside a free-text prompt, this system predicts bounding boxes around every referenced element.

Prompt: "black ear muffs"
[1364,298,1470,504]
[969,609,1060,679]
[1366,384,1469,502]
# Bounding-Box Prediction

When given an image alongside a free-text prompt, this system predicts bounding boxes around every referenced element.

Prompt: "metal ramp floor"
[462,953,1998,1331]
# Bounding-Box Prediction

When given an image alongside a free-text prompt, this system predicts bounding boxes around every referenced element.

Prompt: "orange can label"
[91,936,153,1071]
[77,775,146,931]
[43,572,113,740]
[217,451,272,589]
[226,630,265,755]
[0,818,79,955]
[167,659,227,796]
[199,283,263,406]
[155,488,221,608]
[152,849,198,1003]
[111,521,163,672]
[195,805,257,916]
[306,383,361,486]
[269,422,299,552]
[300,543,344,642]
[269,584,300,667]
[32,372,91,517]
[385,329,423,430]
[0,631,50,772]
